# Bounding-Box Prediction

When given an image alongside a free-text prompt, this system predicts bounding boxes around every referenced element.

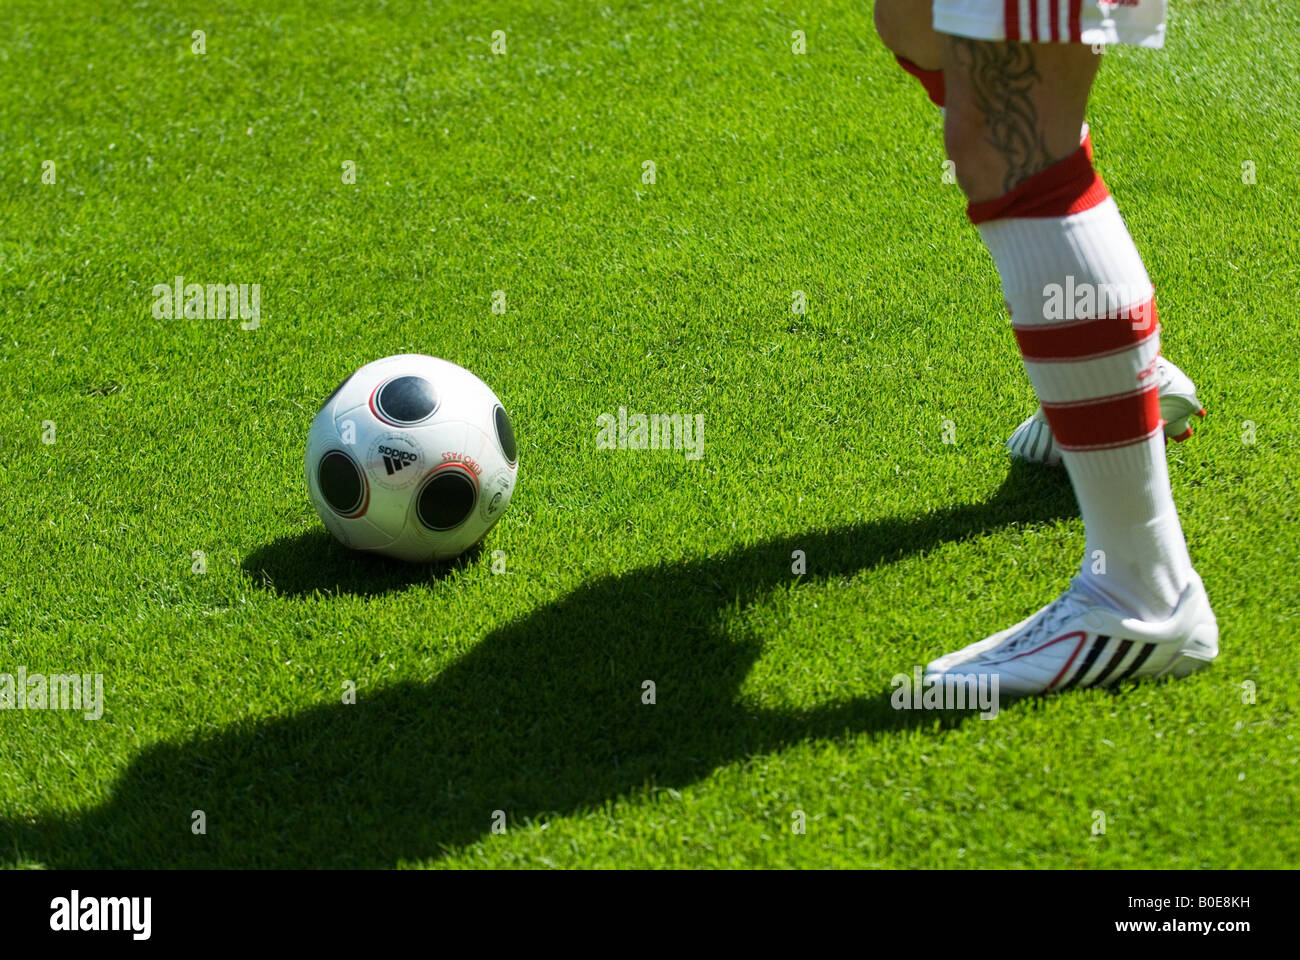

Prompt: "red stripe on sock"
[894,55,945,108]
[1042,386,1161,450]
[967,144,1109,224]
[1069,0,1082,43]
[1051,0,1061,42]
[1005,0,1021,41]
[1029,0,1040,42]
[1014,300,1158,360]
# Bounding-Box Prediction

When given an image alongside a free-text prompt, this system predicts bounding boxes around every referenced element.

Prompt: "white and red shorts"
[933,0,1168,48]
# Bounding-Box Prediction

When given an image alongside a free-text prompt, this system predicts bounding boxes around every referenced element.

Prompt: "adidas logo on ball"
[378,444,418,475]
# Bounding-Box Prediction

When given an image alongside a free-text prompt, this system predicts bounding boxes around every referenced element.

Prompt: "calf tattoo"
[948,38,1052,193]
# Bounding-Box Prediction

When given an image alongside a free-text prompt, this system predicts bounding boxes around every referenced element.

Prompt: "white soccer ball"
[305,354,518,562]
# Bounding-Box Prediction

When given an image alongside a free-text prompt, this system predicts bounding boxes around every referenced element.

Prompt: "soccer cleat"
[1006,407,1060,466]
[1007,356,1206,466]
[1153,355,1207,442]
[924,573,1218,698]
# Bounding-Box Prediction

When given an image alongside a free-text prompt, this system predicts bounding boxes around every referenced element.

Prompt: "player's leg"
[924,24,1217,694]
[875,0,947,105]
[941,38,1095,201]
[873,3,1201,466]
[990,44,1203,469]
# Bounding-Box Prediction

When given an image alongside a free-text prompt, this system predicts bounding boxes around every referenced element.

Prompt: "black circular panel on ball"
[376,376,438,424]
[494,404,517,464]
[417,470,477,531]
[318,450,365,515]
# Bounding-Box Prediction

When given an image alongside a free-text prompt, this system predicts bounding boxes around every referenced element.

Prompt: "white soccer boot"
[1008,356,1206,467]
[924,573,1219,698]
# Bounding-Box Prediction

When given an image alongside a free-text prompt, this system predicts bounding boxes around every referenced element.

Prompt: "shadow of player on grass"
[3,462,1075,867]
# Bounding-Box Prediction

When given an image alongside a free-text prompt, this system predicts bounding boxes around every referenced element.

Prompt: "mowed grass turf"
[1,0,1297,868]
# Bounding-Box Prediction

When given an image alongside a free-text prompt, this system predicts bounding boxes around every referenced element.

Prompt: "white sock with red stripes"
[970,146,1194,621]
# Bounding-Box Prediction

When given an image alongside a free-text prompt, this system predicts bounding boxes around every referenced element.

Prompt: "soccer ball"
[305,354,518,562]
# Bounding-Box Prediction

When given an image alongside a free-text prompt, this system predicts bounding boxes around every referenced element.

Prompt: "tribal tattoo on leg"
[947,38,1055,193]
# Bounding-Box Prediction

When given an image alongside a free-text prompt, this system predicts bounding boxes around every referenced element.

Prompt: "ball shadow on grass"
[4,462,1076,867]
[242,529,483,597]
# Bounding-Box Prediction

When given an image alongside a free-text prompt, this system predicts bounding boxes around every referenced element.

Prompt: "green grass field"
[1,0,1297,869]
